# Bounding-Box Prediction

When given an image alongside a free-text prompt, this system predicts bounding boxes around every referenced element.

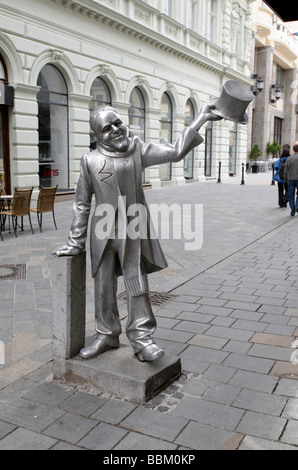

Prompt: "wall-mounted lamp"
[270,84,281,103]
[251,74,264,96]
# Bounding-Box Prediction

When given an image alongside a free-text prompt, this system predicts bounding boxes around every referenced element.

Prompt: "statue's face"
[95,110,130,153]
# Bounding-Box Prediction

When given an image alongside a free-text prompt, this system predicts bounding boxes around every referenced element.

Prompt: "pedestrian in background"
[274,144,290,208]
[284,141,298,217]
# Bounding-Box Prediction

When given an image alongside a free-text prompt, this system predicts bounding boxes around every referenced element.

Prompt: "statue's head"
[90,106,130,153]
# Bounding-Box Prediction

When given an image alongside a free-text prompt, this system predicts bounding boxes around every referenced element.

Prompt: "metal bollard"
[241,163,245,185]
[271,164,276,186]
[217,161,222,183]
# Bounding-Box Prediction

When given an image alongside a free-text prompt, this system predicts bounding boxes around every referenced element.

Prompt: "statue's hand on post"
[53,245,83,257]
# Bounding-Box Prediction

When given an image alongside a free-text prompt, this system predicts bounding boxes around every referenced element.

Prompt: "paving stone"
[154,327,194,343]
[173,321,210,335]
[50,441,83,450]
[195,305,233,317]
[250,332,295,348]
[0,357,44,384]
[175,311,215,323]
[239,435,297,450]
[77,422,128,450]
[222,340,252,355]
[0,427,57,450]
[203,383,241,405]
[43,412,97,444]
[120,406,188,442]
[114,431,177,450]
[284,308,298,318]
[247,343,293,362]
[202,364,237,384]
[0,397,64,432]
[260,313,290,325]
[281,398,298,420]
[236,411,286,441]
[264,324,296,336]
[223,353,274,374]
[22,382,76,407]
[233,389,287,416]
[229,370,278,393]
[230,309,264,322]
[0,420,16,440]
[271,361,298,378]
[180,377,212,396]
[175,420,242,450]
[206,325,253,342]
[274,378,298,398]
[223,301,261,311]
[280,420,298,446]
[231,319,267,333]
[210,316,235,327]
[188,334,228,350]
[172,396,244,431]
[59,391,108,417]
[181,345,229,365]
[165,301,199,312]
[91,399,137,424]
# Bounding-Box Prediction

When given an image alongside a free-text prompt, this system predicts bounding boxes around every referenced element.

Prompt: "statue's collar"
[97,137,137,158]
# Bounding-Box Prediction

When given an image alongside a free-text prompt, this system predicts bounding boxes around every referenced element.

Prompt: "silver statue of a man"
[54,102,222,362]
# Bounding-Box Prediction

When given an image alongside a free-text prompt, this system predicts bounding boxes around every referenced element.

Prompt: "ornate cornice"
[51,0,250,79]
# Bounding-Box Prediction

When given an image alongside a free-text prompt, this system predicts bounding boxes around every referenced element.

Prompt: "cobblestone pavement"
[0,173,298,450]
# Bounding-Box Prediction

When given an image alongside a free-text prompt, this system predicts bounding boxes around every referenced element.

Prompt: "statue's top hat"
[212,80,254,125]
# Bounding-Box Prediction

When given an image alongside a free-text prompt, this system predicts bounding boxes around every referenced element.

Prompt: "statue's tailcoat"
[67,126,203,289]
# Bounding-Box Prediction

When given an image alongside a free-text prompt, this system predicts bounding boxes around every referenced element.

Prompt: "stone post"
[52,252,86,360]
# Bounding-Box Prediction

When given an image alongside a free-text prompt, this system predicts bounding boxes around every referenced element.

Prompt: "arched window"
[0,54,10,192]
[159,92,173,181]
[90,77,111,112]
[89,77,111,149]
[129,87,147,183]
[129,87,145,141]
[37,64,69,190]
[0,56,7,83]
[184,99,195,179]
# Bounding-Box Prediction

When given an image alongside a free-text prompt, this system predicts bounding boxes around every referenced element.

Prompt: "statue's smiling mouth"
[112,133,124,141]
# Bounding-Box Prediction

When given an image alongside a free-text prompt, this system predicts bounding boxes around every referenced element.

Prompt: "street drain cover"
[118,291,177,306]
[0,264,26,280]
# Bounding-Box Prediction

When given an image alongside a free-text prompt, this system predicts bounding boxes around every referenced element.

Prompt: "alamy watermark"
[94,197,203,251]
[0,340,4,365]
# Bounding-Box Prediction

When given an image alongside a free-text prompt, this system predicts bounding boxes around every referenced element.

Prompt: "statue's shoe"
[136,343,164,362]
[79,338,117,359]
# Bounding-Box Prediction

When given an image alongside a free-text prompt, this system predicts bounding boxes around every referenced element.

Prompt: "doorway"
[0,105,11,194]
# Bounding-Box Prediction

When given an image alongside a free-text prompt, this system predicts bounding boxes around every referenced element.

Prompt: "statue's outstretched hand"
[53,244,82,257]
[200,99,223,122]
[190,99,223,131]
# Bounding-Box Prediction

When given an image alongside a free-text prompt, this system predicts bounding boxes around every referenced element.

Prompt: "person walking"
[284,142,298,216]
[273,144,290,208]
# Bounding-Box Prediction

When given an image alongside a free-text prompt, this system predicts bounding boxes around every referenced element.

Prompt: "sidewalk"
[0,172,298,450]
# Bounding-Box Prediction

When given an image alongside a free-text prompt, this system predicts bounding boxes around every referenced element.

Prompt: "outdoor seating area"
[0,185,58,241]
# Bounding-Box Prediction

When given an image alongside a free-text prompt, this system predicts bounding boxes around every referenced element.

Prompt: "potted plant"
[267,140,282,159]
[249,144,262,173]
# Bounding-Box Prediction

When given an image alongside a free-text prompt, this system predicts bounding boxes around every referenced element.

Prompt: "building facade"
[0,0,254,198]
[251,0,298,158]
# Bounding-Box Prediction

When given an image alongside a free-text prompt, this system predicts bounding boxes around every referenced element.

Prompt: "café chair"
[0,183,9,211]
[31,185,58,232]
[0,187,34,237]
